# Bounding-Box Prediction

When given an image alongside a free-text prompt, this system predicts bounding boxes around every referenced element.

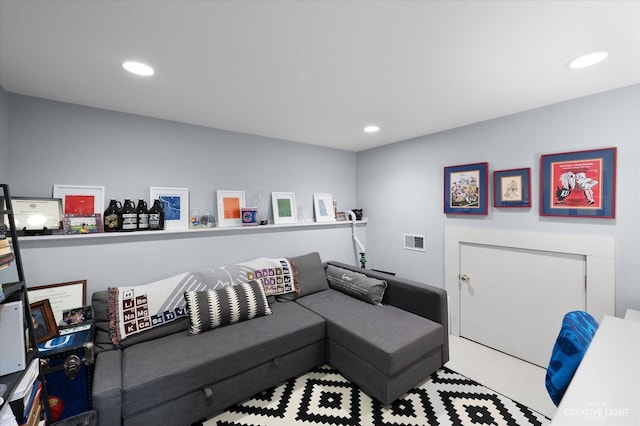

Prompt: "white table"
[551,315,640,425]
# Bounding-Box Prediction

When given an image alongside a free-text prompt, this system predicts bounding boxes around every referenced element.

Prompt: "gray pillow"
[325,265,387,306]
[278,252,328,301]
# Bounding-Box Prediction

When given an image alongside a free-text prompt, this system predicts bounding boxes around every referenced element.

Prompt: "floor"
[445,335,557,420]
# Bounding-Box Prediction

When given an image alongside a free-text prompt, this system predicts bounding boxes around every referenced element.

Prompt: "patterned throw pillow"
[184,280,272,335]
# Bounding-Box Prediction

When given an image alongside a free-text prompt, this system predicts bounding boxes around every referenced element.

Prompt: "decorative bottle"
[136,199,149,231]
[148,199,165,231]
[103,199,122,232]
[119,199,137,232]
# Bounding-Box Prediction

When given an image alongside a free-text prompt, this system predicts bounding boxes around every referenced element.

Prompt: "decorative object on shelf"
[148,199,165,230]
[313,193,336,223]
[271,192,297,224]
[444,162,489,215]
[351,209,363,220]
[241,207,258,226]
[189,210,200,228]
[118,199,137,232]
[29,299,59,344]
[52,185,105,215]
[216,190,246,227]
[200,210,215,228]
[136,199,149,231]
[540,147,616,218]
[27,280,87,326]
[8,197,63,235]
[62,213,104,234]
[494,168,531,208]
[103,199,122,232]
[150,187,189,230]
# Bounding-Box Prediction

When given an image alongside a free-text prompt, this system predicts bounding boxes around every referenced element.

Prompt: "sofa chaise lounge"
[90,252,448,426]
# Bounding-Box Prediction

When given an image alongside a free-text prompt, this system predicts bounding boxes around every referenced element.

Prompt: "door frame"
[445,226,615,336]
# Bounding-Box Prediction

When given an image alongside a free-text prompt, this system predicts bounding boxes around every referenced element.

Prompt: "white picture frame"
[53,184,105,215]
[150,186,189,230]
[313,193,336,223]
[271,192,297,225]
[217,190,246,227]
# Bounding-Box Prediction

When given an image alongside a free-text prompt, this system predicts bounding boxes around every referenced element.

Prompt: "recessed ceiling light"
[122,61,155,76]
[364,125,380,133]
[568,51,609,69]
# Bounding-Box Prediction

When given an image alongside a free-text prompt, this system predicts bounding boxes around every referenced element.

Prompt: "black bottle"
[136,199,149,231]
[148,199,165,231]
[119,199,137,232]
[103,199,122,232]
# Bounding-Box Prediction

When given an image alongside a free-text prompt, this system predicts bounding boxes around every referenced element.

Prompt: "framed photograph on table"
[271,192,297,224]
[53,184,105,215]
[217,190,246,227]
[444,162,488,215]
[150,187,189,229]
[313,193,335,222]
[494,168,531,208]
[28,280,87,326]
[540,147,616,218]
[30,299,59,344]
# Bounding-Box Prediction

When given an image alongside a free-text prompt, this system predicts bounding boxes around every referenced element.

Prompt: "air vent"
[404,234,425,251]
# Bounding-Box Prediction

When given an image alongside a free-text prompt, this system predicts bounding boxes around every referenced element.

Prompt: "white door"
[459,243,586,367]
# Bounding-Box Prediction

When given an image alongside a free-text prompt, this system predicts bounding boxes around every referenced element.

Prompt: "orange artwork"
[223,197,241,219]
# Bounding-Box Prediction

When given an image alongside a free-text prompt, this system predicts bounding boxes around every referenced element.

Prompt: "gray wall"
[356,83,640,317]
[0,86,8,183]
[2,94,362,296]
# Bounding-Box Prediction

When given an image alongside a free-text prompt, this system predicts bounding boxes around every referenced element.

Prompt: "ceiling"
[1,1,639,152]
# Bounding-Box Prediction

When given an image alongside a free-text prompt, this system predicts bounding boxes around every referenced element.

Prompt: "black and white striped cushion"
[184,280,272,335]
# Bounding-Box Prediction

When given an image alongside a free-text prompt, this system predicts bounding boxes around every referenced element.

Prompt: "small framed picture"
[61,305,93,328]
[7,197,63,231]
[30,299,59,344]
[53,184,105,215]
[28,280,87,326]
[63,213,104,234]
[217,190,246,227]
[271,192,297,224]
[494,168,531,208]
[150,187,189,229]
[313,193,336,222]
[444,162,489,215]
[540,147,616,218]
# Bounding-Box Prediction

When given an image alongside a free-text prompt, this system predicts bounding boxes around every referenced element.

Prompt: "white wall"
[357,84,640,317]
[2,94,362,297]
[0,86,8,183]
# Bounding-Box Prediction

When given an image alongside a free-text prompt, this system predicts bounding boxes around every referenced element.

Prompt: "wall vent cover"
[404,234,425,251]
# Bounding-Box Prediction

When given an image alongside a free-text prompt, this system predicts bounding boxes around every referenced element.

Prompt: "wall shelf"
[17,219,368,245]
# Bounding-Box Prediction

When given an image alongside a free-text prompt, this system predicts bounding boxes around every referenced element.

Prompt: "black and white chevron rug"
[204,365,549,426]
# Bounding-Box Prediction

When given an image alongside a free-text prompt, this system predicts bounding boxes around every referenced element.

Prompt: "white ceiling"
[1,1,639,152]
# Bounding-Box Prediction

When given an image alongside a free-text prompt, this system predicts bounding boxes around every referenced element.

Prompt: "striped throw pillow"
[184,280,272,335]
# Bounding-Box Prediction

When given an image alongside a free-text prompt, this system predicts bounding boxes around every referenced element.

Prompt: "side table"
[38,325,95,423]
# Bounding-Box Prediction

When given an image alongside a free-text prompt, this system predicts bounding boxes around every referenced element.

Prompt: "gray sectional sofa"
[90,252,448,426]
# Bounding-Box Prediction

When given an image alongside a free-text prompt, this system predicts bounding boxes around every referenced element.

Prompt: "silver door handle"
[460,274,470,283]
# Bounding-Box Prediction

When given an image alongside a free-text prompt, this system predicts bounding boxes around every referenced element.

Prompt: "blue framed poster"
[540,147,616,218]
[444,162,488,215]
[494,168,531,208]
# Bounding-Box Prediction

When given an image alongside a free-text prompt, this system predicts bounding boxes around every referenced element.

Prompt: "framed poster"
[217,190,246,227]
[494,168,531,208]
[28,280,87,326]
[271,192,297,224]
[313,193,335,222]
[540,147,616,218]
[444,162,489,215]
[53,184,105,215]
[150,187,189,229]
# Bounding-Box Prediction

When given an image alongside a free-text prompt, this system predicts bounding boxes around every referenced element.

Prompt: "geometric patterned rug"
[204,364,550,426]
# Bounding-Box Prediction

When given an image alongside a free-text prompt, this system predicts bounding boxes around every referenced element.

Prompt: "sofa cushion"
[278,252,329,301]
[325,264,387,306]
[296,288,443,376]
[120,300,326,418]
[184,280,272,335]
